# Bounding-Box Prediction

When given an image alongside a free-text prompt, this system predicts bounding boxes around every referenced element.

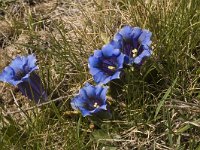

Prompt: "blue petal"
[111,71,121,80]
[111,33,123,49]
[95,85,104,96]
[110,39,122,50]
[80,108,91,117]
[89,104,107,114]
[84,84,96,98]
[117,53,125,68]
[102,44,115,57]
[113,33,123,42]
[89,67,100,75]
[119,26,134,39]
[99,104,107,110]
[0,66,22,86]
[29,66,39,73]
[71,96,86,110]
[112,48,121,57]
[93,71,107,84]
[94,50,103,57]
[101,76,112,84]
[9,80,22,86]
[27,54,37,69]
[84,82,91,87]
[9,56,25,72]
[99,86,108,103]
[0,66,14,82]
[133,57,142,65]
[79,88,88,99]
[17,73,47,103]
[139,49,152,58]
[29,73,47,102]
[138,30,152,46]
[132,27,142,39]
[21,73,30,82]
[133,49,151,64]
[124,55,130,64]
[88,55,100,68]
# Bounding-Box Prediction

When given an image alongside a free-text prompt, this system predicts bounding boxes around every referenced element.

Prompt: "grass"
[0,0,200,149]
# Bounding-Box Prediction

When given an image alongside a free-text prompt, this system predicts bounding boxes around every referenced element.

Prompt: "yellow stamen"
[93,102,99,108]
[108,66,115,70]
[132,48,138,57]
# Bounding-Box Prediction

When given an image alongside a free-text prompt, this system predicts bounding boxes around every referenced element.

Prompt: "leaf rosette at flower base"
[88,44,125,84]
[0,54,47,103]
[111,25,152,65]
[71,83,109,117]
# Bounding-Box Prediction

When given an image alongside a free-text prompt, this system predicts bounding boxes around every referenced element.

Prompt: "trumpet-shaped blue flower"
[71,83,108,117]
[111,25,152,65]
[0,54,47,103]
[88,44,125,84]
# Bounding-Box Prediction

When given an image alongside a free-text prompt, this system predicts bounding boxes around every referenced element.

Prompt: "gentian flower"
[88,43,125,84]
[111,25,152,65]
[70,83,108,117]
[0,54,47,103]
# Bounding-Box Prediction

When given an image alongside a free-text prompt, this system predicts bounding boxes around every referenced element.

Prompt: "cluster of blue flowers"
[71,25,152,118]
[0,25,152,118]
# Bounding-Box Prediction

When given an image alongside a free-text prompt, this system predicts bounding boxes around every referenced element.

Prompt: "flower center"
[108,66,116,70]
[93,102,99,108]
[132,48,138,57]
[15,70,26,80]
[101,58,118,75]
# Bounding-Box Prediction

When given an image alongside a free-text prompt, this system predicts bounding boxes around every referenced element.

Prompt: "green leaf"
[154,77,178,120]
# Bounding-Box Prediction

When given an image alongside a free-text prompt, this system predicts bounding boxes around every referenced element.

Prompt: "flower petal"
[102,44,115,57]
[9,56,25,72]
[93,71,107,84]
[18,73,47,103]
[94,50,103,57]
[88,55,100,68]
[117,53,125,68]
[113,33,123,42]
[111,71,121,80]
[89,104,107,114]
[95,85,104,96]
[0,66,14,82]
[89,67,100,75]
[112,48,121,57]
[84,84,96,98]
[101,76,112,84]
[71,96,85,110]
[132,27,142,39]
[80,108,92,117]
[99,86,108,102]
[133,49,151,65]
[138,29,152,46]
[79,88,88,99]
[27,54,37,69]
[110,39,122,50]
[119,25,134,39]
[99,104,107,110]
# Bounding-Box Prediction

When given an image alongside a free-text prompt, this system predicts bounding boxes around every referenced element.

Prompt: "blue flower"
[0,54,47,103]
[111,25,152,65]
[70,83,108,117]
[88,44,125,84]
